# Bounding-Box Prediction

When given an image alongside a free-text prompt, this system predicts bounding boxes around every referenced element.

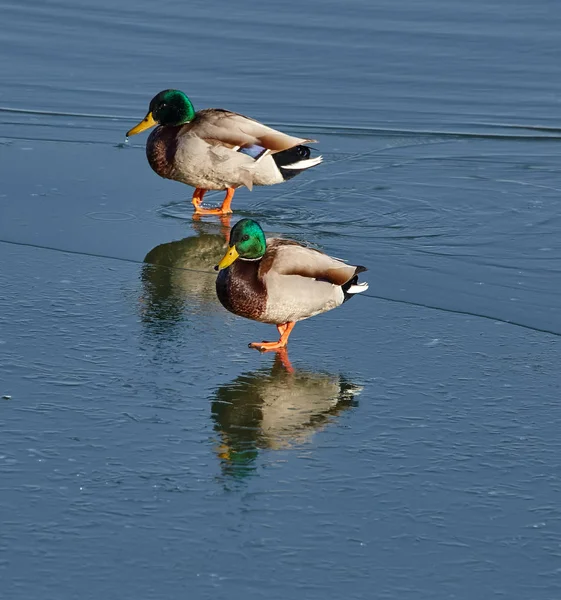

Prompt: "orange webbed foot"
[193,206,230,216]
[249,340,288,352]
[191,187,235,216]
[248,322,296,352]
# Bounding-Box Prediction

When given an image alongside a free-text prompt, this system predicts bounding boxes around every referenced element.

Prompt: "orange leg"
[249,322,297,352]
[219,187,235,214]
[191,187,235,216]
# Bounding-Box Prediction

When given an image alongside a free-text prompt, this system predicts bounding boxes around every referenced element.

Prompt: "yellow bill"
[216,245,240,270]
[126,112,157,137]
[216,443,231,461]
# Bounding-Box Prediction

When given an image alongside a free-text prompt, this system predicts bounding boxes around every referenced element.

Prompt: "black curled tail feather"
[342,265,368,303]
[273,145,312,181]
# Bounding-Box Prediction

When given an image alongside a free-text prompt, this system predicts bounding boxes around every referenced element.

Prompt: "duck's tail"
[342,266,369,302]
[273,145,323,181]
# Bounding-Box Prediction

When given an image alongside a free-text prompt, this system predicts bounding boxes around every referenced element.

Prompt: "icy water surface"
[1,1,561,599]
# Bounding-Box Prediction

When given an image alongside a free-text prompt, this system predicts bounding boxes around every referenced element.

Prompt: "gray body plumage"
[173,134,285,190]
[259,240,350,323]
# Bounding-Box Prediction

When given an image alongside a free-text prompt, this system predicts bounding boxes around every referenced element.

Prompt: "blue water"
[1,1,561,598]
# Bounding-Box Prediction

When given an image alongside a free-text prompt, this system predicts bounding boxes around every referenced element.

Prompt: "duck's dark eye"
[241,234,250,242]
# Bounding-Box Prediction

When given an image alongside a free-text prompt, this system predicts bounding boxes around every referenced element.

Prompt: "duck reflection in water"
[139,216,231,327]
[211,349,362,480]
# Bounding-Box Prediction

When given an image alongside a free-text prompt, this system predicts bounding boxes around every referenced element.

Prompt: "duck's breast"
[216,260,267,321]
[146,126,182,180]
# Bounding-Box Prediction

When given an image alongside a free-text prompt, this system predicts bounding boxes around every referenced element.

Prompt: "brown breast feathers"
[215,259,267,321]
[146,126,181,180]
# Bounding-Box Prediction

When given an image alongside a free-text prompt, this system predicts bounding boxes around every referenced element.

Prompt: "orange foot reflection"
[191,212,232,240]
[273,347,294,374]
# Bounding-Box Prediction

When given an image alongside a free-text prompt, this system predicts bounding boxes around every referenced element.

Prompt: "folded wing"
[188,109,316,153]
[260,239,362,287]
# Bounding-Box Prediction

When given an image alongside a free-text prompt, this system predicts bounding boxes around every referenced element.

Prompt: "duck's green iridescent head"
[215,219,267,270]
[126,89,195,137]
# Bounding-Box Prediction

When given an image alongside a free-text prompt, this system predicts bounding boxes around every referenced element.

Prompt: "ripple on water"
[157,195,226,221]
[86,211,137,222]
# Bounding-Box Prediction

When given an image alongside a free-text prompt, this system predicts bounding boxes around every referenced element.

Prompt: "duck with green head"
[214,219,368,351]
[126,90,322,216]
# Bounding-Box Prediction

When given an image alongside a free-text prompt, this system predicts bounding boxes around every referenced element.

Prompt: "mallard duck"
[126,89,322,216]
[214,219,368,351]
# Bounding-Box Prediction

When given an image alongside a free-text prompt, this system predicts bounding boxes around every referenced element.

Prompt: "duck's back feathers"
[187,109,315,152]
[259,239,362,286]
[255,239,368,324]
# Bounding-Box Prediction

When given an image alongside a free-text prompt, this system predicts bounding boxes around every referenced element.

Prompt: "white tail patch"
[347,282,369,294]
[281,155,323,170]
